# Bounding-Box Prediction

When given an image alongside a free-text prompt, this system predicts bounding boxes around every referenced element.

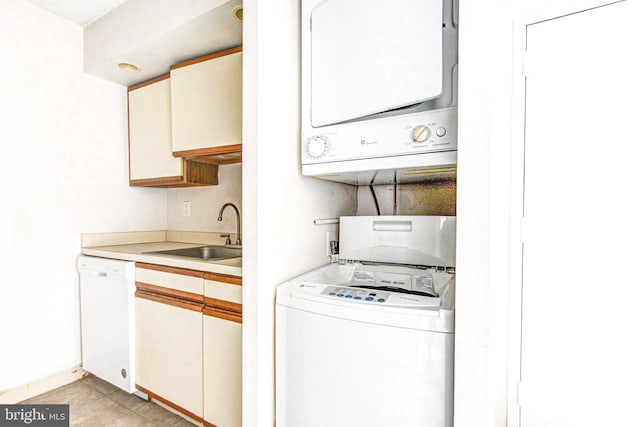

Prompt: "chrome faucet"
[217,202,241,246]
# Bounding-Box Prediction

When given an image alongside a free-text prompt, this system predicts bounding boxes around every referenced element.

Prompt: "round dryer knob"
[306,136,330,159]
[411,125,431,143]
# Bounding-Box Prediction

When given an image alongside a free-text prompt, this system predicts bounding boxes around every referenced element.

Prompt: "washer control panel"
[321,286,391,303]
[288,282,441,308]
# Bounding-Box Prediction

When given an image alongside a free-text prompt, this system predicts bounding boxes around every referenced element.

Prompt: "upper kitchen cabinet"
[170,46,243,163]
[82,1,243,177]
[128,75,218,188]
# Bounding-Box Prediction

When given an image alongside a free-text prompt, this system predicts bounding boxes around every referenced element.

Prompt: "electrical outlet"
[326,231,337,256]
[183,201,191,217]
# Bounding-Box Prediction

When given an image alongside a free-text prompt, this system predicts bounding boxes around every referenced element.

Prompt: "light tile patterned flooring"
[21,376,194,426]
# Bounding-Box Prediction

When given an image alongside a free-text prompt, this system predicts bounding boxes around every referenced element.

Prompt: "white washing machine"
[276,216,455,427]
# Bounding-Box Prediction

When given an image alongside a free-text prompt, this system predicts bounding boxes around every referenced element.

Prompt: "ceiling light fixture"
[233,6,243,22]
[118,62,140,72]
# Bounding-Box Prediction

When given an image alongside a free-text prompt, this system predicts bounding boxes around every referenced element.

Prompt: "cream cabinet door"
[136,296,203,418]
[203,313,242,427]
[128,77,182,181]
[170,48,242,154]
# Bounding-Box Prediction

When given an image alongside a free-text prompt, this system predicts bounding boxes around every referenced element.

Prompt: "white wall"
[357,181,457,216]
[167,163,242,232]
[242,0,358,424]
[455,1,514,425]
[0,0,166,392]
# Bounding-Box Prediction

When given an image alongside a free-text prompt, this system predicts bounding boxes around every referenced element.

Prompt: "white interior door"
[520,2,640,426]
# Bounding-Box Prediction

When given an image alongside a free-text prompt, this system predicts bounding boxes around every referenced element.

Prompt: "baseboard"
[152,398,203,426]
[0,366,84,404]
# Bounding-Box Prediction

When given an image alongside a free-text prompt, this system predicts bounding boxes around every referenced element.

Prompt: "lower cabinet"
[203,312,242,427]
[135,295,203,419]
[203,273,243,427]
[134,263,242,426]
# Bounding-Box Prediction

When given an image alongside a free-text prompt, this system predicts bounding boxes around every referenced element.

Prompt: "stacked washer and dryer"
[277,0,459,425]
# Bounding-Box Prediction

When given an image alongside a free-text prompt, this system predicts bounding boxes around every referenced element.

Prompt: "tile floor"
[21,375,194,426]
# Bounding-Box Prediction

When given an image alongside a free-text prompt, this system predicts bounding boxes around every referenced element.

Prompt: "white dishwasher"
[77,255,138,393]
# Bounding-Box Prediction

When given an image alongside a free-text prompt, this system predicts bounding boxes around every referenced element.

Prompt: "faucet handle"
[220,233,232,245]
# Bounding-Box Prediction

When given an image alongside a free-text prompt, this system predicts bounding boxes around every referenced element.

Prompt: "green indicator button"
[377,298,386,303]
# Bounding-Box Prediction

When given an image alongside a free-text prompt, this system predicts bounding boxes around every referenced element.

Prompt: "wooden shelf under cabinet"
[129,159,218,187]
[174,144,242,166]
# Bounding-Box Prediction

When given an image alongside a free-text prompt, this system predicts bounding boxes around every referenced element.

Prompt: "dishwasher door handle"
[90,271,108,277]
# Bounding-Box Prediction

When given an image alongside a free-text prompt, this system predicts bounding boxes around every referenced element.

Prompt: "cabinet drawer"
[204,279,241,305]
[136,264,203,297]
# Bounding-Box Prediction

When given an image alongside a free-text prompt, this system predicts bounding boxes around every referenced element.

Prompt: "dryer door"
[310,0,443,127]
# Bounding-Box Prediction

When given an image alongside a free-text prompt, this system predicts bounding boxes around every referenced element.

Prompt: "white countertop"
[80,231,242,276]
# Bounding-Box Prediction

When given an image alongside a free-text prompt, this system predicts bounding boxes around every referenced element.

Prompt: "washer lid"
[339,216,456,268]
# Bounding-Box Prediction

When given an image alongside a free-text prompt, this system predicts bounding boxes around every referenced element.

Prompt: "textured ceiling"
[23,0,130,26]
